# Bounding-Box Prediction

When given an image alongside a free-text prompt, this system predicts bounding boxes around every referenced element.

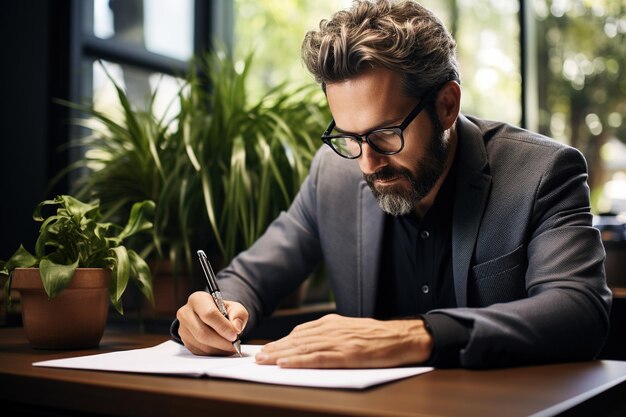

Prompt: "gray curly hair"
[301,0,459,98]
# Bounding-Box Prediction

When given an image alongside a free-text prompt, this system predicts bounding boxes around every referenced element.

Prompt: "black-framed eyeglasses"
[321,83,444,159]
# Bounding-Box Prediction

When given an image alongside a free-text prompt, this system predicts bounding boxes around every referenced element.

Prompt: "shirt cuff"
[170,318,183,344]
[421,313,471,368]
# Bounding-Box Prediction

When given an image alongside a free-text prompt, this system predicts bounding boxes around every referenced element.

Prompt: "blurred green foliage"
[535,0,626,197]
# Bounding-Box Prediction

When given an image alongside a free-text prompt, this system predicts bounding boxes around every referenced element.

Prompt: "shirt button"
[421,285,430,294]
[420,230,430,239]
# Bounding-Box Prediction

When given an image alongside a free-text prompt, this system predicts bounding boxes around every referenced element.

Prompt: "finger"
[188,292,238,342]
[257,340,405,369]
[225,301,249,334]
[256,340,333,364]
[276,351,348,369]
[260,325,328,355]
[270,346,394,369]
[178,323,235,356]
[261,320,337,353]
[260,335,300,354]
[256,342,304,363]
[176,304,237,353]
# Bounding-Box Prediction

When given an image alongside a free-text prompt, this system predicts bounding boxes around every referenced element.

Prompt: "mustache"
[363,166,411,184]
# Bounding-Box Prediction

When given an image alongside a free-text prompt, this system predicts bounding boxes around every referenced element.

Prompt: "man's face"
[325,68,449,216]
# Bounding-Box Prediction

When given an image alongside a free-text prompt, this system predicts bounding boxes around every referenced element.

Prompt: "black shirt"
[374,162,471,367]
[375,166,457,319]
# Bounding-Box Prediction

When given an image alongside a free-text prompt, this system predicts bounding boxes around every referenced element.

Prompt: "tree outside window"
[534,0,626,212]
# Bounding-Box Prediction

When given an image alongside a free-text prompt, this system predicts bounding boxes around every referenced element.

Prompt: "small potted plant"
[0,195,155,349]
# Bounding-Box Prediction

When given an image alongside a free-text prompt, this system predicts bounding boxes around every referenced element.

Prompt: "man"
[173,0,611,368]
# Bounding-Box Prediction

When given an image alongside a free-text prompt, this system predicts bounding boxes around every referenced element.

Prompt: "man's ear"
[436,81,461,130]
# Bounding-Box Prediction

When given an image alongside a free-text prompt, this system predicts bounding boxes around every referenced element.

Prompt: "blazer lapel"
[452,115,492,307]
[358,181,385,317]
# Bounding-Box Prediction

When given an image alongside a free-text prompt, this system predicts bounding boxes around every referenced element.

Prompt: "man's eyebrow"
[333,117,400,135]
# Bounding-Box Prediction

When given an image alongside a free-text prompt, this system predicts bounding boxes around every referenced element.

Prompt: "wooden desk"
[611,286,626,298]
[1,327,625,417]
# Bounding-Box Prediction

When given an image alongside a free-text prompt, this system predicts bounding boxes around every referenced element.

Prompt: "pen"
[197,250,242,357]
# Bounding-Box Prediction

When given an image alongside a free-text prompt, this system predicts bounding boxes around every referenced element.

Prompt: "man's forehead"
[326,71,414,134]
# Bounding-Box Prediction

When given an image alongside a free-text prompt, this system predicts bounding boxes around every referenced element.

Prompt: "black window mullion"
[82,35,189,77]
[194,0,212,57]
[519,0,538,131]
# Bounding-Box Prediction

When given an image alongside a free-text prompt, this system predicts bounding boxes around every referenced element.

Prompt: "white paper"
[33,341,433,389]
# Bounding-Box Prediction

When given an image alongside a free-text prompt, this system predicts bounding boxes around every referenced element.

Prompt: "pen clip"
[197,250,219,292]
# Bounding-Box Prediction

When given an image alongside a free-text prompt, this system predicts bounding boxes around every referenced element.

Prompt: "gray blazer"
[217,114,611,368]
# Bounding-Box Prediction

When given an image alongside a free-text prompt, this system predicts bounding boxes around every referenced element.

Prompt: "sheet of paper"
[33,340,433,389]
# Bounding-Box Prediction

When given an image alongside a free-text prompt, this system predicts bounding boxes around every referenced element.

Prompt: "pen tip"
[233,340,242,357]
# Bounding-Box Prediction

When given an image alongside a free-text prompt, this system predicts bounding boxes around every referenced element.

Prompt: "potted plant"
[0,195,154,349]
[56,51,329,311]
[183,53,329,263]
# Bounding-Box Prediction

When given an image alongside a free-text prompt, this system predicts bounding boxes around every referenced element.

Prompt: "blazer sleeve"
[428,146,612,368]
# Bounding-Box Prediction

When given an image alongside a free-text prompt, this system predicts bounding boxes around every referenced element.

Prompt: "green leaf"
[2,245,38,275]
[35,195,99,225]
[128,250,154,305]
[183,117,201,172]
[109,246,129,313]
[118,200,155,241]
[200,169,225,256]
[60,195,99,220]
[39,258,79,299]
[32,198,61,222]
[35,224,57,258]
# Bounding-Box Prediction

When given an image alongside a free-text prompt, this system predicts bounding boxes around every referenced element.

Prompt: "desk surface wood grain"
[1,327,625,417]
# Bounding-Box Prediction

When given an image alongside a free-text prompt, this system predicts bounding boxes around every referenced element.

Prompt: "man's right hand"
[176,291,249,356]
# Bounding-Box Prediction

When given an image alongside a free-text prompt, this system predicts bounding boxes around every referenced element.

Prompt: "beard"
[363,124,449,216]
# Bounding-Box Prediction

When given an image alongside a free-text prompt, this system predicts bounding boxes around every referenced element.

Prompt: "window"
[422,0,522,125]
[75,0,201,115]
[92,0,194,61]
[234,0,522,125]
[233,0,344,100]
[68,0,233,184]
[86,0,195,120]
[533,0,626,213]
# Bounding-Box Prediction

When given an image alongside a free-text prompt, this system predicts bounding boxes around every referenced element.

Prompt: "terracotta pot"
[12,268,111,349]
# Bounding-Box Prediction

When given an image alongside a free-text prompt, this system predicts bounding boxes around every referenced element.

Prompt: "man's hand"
[255,314,433,368]
[176,291,249,356]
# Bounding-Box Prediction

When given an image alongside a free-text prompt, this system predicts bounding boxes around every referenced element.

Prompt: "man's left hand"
[254,314,433,368]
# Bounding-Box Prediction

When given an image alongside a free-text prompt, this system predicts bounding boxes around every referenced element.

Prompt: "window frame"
[68,0,232,114]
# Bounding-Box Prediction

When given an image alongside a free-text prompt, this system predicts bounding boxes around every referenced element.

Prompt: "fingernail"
[277,358,289,367]
[233,318,244,333]
[255,352,269,362]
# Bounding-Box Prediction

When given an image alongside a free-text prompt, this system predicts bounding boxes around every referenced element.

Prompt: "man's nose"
[359,141,386,174]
